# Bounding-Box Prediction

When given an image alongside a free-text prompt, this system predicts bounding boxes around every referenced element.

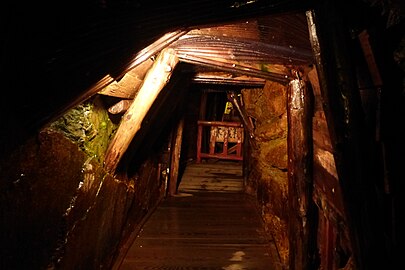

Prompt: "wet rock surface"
[0,99,164,269]
[242,80,289,265]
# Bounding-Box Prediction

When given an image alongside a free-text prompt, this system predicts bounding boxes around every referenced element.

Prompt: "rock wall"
[0,96,166,269]
[242,80,289,265]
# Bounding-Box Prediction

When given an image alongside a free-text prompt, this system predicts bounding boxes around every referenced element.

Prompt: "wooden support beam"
[358,30,383,142]
[196,124,203,163]
[168,117,184,196]
[193,72,266,87]
[358,30,383,87]
[99,58,154,99]
[197,121,243,128]
[226,91,256,148]
[307,7,387,269]
[104,48,179,173]
[99,30,187,99]
[287,76,316,270]
[177,53,290,84]
[108,99,133,115]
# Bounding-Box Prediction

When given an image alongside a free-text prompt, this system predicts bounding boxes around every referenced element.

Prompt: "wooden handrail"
[197,120,243,128]
[196,121,243,163]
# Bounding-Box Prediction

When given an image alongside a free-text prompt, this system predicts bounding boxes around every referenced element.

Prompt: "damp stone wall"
[242,80,289,266]
[0,96,166,269]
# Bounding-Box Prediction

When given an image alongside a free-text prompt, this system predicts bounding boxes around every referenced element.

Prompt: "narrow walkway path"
[116,161,281,270]
[178,160,244,193]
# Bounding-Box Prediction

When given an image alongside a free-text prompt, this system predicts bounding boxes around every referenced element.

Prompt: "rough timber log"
[168,117,184,196]
[287,77,316,270]
[104,48,179,173]
[99,58,154,99]
[108,99,133,115]
[226,91,255,141]
[307,5,387,269]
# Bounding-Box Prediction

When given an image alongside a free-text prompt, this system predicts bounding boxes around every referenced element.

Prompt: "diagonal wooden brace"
[104,48,179,173]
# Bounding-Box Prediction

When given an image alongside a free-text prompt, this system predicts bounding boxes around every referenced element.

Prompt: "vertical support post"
[196,123,203,163]
[307,6,386,269]
[199,91,208,120]
[209,127,216,154]
[287,76,315,270]
[236,128,242,157]
[223,128,228,156]
[168,117,184,196]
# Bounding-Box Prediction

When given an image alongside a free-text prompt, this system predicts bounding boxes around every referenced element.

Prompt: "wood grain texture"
[178,161,243,193]
[104,48,179,173]
[118,192,281,270]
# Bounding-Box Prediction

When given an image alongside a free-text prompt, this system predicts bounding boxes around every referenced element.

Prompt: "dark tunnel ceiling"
[1,0,402,150]
[2,1,313,138]
[110,12,314,88]
[171,13,313,75]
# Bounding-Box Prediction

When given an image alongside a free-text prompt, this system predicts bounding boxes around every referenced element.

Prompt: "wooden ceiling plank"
[177,53,290,84]
[193,72,266,86]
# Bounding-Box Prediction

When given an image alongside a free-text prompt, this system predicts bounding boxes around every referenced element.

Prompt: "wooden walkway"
[178,160,244,193]
[114,161,282,270]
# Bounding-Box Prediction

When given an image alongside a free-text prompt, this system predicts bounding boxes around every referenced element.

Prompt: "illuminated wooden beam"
[108,99,133,115]
[177,52,290,84]
[226,91,256,143]
[287,76,316,270]
[104,48,179,173]
[98,58,154,99]
[99,29,187,99]
[193,72,266,86]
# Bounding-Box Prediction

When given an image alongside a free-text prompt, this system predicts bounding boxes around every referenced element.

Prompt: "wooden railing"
[196,120,244,163]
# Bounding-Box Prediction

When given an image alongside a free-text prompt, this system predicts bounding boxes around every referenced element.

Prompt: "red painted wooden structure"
[196,120,244,163]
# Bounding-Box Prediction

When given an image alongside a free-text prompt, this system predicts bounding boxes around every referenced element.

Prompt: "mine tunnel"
[1,0,404,269]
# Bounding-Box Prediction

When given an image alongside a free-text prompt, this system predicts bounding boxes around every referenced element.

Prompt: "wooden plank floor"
[115,161,282,270]
[178,160,244,193]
